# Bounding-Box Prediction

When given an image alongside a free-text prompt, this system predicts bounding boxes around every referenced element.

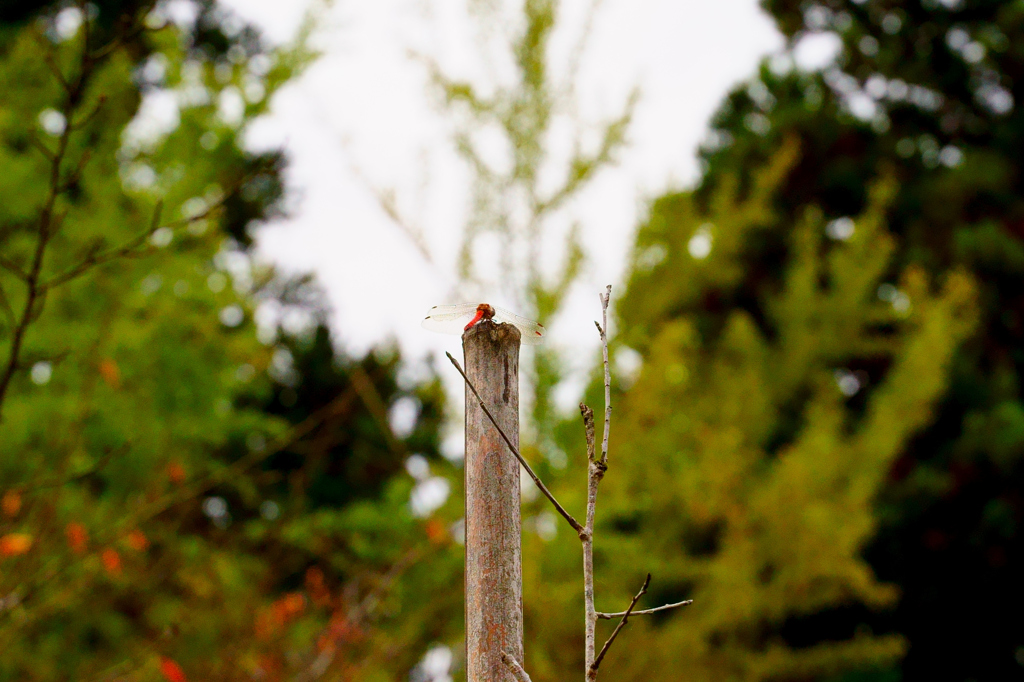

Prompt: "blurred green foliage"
[680,0,1024,678]
[0,2,462,680]
[514,146,975,681]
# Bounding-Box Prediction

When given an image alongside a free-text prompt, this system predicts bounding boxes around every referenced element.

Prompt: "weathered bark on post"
[463,320,523,682]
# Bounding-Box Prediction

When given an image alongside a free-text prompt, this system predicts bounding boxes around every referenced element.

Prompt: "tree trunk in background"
[463,321,523,681]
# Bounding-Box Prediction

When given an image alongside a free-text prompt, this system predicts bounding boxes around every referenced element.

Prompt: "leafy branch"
[0,12,275,420]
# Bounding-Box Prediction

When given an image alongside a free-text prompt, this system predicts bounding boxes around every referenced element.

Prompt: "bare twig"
[69,95,107,131]
[445,351,584,535]
[88,37,125,62]
[45,158,262,292]
[583,286,613,674]
[59,149,94,191]
[0,256,28,282]
[501,651,534,682]
[359,169,434,265]
[0,89,75,417]
[41,49,70,92]
[40,201,162,290]
[0,285,16,328]
[589,574,650,678]
[22,443,125,493]
[597,599,692,619]
[27,132,56,163]
[89,19,147,63]
[348,362,406,457]
[597,284,612,464]
[581,403,602,671]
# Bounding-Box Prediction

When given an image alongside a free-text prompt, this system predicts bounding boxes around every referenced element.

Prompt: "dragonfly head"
[464,303,496,331]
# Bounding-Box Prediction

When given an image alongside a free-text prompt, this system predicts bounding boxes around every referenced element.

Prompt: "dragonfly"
[422,303,545,344]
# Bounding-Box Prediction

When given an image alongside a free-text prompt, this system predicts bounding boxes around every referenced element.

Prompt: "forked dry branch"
[448,285,692,682]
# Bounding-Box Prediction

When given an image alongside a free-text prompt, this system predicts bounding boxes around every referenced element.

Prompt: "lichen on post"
[463,319,523,682]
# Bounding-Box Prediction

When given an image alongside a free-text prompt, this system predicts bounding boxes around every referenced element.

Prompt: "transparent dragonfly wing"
[493,306,545,344]
[421,303,478,335]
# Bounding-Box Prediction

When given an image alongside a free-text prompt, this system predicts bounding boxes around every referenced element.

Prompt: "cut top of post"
[463,318,523,350]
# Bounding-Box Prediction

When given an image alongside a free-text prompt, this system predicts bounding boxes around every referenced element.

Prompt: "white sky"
[217,0,786,418]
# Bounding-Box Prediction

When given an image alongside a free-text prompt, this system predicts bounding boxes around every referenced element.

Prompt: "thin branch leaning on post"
[448,286,692,681]
[445,352,584,536]
[501,651,534,682]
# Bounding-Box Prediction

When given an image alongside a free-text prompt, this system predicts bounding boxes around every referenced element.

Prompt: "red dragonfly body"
[422,303,545,344]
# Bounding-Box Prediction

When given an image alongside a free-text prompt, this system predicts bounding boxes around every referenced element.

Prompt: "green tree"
[686,1,1024,677]
[513,148,974,681]
[0,3,459,679]
[417,0,635,441]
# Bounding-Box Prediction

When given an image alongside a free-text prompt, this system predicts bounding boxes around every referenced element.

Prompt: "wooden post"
[463,320,523,682]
